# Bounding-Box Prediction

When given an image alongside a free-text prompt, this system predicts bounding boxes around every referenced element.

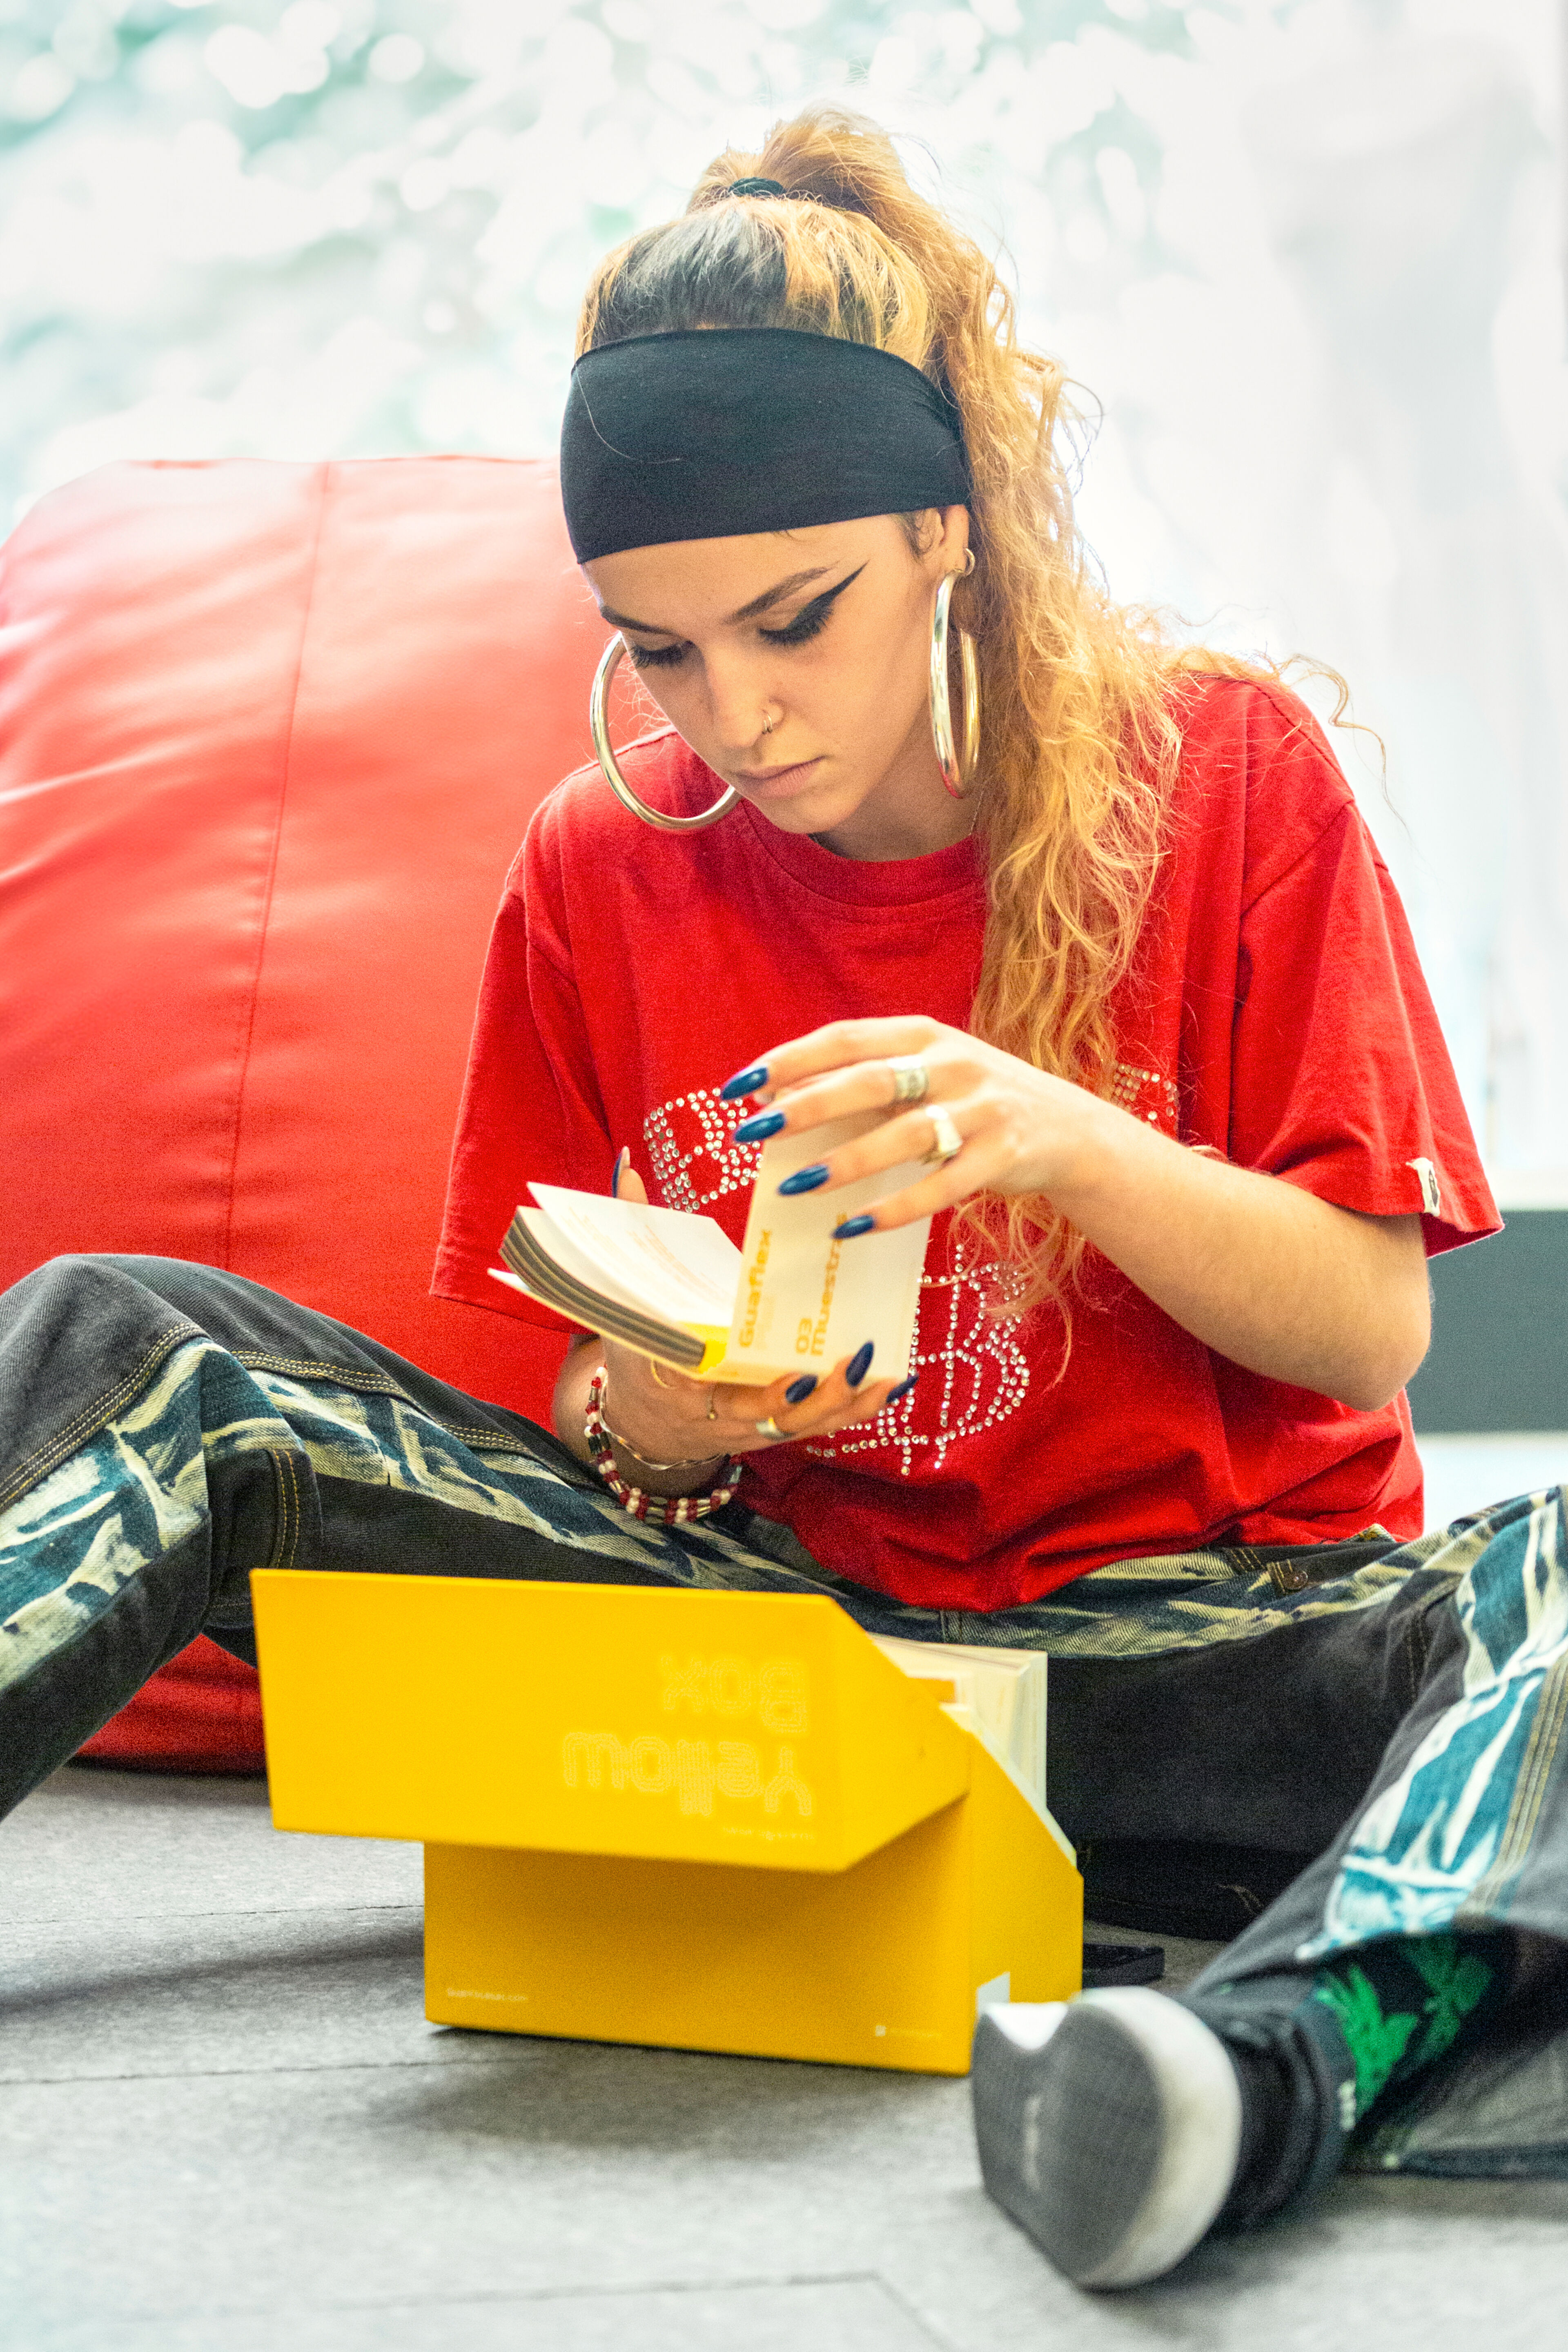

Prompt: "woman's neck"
[809,729,976,861]
[812,801,973,860]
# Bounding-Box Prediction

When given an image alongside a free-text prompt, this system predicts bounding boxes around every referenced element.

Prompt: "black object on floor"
[1080,1838,1317,1942]
[1083,1941,1166,1988]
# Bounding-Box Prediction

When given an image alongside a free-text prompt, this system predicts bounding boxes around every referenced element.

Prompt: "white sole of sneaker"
[972,1988,1244,2289]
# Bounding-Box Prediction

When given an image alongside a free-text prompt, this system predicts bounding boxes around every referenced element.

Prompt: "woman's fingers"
[719,1024,1102,1220]
[753,1092,990,1208]
[821,1126,1018,1237]
[721,1018,946,1107]
[826,1147,1009,1236]
[709,1346,910,1452]
[733,1060,918,1142]
[599,1335,906,1466]
[732,1045,995,1161]
[713,1354,869,1445]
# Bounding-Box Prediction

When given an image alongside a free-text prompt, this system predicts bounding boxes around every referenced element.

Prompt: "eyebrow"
[599,565,842,636]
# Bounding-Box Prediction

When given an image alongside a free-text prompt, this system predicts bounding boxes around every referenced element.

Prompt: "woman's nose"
[704,655,775,756]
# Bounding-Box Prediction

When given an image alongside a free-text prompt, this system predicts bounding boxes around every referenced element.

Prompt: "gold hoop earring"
[929,570,980,800]
[589,637,740,833]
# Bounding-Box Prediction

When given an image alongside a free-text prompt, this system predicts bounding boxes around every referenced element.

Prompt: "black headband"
[559,327,970,564]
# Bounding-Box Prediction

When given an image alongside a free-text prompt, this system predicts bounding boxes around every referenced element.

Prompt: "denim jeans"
[4,1254,1566,2175]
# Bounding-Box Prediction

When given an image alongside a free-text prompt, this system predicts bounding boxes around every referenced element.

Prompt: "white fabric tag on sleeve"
[1407,1156,1442,1217]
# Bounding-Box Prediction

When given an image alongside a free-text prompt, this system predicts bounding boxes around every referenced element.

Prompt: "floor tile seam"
[866,2270,962,2350]
[0,2048,529,2089]
[18,2267,926,2331]
[0,1900,422,1937]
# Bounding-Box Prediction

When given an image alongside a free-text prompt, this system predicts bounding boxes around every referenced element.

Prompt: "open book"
[490,1114,931,1387]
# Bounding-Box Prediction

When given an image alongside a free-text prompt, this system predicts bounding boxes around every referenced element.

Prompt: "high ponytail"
[577,108,1199,1323]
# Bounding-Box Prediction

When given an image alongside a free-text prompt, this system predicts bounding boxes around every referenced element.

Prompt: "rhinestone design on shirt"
[805,1241,1033,1474]
[644,1088,762,1212]
[1109,1062,1181,1133]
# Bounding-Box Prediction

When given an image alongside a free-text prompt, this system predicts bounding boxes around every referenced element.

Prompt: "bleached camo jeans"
[3,1256,1566,2174]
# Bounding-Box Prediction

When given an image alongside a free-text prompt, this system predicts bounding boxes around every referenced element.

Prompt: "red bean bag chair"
[0,455,606,1769]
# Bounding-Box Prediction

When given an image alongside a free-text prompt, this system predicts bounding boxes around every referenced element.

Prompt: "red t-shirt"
[434,674,1498,1609]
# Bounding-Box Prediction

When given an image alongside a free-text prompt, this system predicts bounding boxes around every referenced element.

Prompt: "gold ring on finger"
[754,1415,787,1441]
[923,1105,964,1164]
[886,1052,930,1106]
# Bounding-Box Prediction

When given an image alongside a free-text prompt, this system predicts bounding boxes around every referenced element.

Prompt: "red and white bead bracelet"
[584,1368,741,1526]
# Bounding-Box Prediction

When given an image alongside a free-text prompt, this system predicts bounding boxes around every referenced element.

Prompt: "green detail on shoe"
[1310,1933,1503,2123]
[1310,1964,1418,2117]
[1405,1934,1496,2068]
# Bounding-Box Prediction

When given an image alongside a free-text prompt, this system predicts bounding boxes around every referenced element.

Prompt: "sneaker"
[971,1990,1244,2288]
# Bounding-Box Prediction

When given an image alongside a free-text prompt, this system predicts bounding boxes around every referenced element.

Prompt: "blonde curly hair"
[577,106,1261,1315]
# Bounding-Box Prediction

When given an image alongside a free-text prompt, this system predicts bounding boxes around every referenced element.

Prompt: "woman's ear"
[913,505,969,574]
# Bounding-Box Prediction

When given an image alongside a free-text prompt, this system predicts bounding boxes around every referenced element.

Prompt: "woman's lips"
[731,757,822,798]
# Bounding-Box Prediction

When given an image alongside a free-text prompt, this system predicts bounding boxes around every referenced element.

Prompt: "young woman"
[2,110,1563,2288]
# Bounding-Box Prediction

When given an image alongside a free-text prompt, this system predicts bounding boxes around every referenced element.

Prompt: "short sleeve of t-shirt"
[432,797,612,1333]
[1211,688,1494,1254]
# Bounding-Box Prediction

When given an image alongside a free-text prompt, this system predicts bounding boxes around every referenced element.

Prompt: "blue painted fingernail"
[846,1341,875,1388]
[886,1372,919,1404]
[778,1164,828,1196]
[832,1214,876,1241]
[733,1107,786,1143]
[720,1063,768,1101]
[784,1374,818,1405]
[612,1147,630,1194]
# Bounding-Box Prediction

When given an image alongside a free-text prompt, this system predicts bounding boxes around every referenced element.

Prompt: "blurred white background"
[2,0,1565,1199]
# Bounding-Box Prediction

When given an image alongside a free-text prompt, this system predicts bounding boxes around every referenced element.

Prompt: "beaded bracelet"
[584,1369,741,1526]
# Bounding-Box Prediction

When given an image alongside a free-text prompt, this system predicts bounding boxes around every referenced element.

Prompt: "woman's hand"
[585,1331,904,1492]
[719,1018,1432,1412]
[724,1016,1103,1236]
[550,1152,913,1496]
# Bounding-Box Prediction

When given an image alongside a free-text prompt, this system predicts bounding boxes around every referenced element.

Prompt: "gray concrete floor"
[4,1766,1566,2352]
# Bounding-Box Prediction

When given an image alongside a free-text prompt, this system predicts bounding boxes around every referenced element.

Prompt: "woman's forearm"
[1052,1104,1430,1409]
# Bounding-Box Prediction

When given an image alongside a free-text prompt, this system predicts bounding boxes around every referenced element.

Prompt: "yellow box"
[252,1573,1083,2075]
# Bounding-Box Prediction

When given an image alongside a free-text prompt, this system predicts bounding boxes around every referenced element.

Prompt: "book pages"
[527,1185,742,1326]
[873,1638,1059,1840]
